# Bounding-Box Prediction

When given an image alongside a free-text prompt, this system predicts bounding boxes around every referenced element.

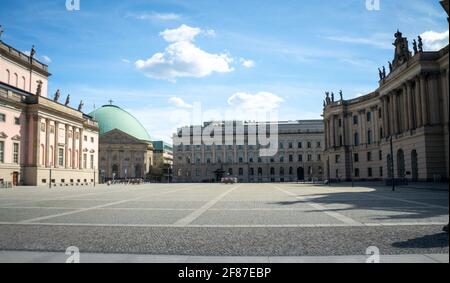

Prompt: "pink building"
[0,37,99,187]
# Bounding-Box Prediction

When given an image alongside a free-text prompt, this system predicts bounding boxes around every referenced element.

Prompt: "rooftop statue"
[418,36,423,52]
[392,30,411,69]
[0,25,4,38]
[339,90,343,101]
[65,94,71,106]
[78,100,84,112]
[54,89,61,102]
[413,39,418,54]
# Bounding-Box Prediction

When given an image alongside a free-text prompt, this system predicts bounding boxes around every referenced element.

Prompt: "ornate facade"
[323,1,449,182]
[173,120,324,183]
[0,38,99,187]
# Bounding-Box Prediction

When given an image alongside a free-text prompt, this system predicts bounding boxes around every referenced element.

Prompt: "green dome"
[89,105,151,142]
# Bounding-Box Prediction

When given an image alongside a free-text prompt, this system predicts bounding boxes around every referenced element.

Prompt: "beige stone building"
[173,120,324,183]
[0,37,99,187]
[323,0,449,182]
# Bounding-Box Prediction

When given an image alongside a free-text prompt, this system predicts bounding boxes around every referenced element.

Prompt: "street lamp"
[390,136,395,192]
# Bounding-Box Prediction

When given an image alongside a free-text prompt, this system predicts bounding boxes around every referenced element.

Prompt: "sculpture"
[78,100,84,112]
[65,95,70,106]
[331,92,335,102]
[30,45,36,58]
[388,61,393,73]
[382,66,386,78]
[378,68,383,80]
[418,36,423,52]
[412,39,418,54]
[0,25,4,38]
[325,92,331,104]
[392,30,411,69]
[339,90,343,101]
[53,89,61,102]
[36,80,43,96]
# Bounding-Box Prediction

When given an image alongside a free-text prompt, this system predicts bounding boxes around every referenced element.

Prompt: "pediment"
[100,129,148,145]
[12,135,21,141]
[0,132,8,139]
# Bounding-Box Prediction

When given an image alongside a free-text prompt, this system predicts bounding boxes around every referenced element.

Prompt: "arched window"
[397,149,405,178]
[6,69,10,84]
[270,167,275,175]
[280,167,285,176]
[258,168,263,176]
[289,167,293,175]
[238,168,244,176]
[249,168,255,176]
[22,76,26,90]
[14,73,18,87]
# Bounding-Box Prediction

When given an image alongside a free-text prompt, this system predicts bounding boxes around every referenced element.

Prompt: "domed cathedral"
[89,104,154,182]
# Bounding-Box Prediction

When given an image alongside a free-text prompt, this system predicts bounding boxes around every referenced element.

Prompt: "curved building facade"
[323,1,449,182]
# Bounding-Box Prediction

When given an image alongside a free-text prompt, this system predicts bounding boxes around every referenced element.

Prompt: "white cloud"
[121,59,131,64]
[135,25,234,80]
[160,24,202,43]
[227,92,284,113]
[240,58,255,68]
[420,30,449,51]
[169,97,193,109]
[127,12,181,21]
[41,55,52,63]
[325,33,392,50]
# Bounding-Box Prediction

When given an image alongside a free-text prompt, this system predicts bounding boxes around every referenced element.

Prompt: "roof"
[89,104,151,142]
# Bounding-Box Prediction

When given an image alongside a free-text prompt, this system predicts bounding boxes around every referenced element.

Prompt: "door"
[12,172,19,186]
[297,167,305,181]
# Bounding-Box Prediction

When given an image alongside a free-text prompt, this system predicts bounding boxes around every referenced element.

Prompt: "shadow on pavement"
[392,232,449,249]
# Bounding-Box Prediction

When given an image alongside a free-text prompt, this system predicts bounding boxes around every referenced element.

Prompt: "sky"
[1,0,448,143]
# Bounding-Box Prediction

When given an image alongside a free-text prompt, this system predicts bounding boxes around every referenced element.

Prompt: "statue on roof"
[412,39,418,54]
[36,80,43,96]
[331,92,335,102]
[325,91,331,104]
[0,25,4,38]
[65,94,70,106]
[378,68,383,80]
[54,89,61,102]
[382,66,386,78]
[30,45,36,58]
[388,61,393,73]
[392,30,411,69]
[78,100,84,112]
[418,36,423,52]
[339,90,343,101]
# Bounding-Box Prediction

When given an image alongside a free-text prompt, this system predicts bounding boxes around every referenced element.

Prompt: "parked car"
[221,177,238,184]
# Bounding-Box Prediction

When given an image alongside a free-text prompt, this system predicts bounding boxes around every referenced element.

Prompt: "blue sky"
[1,0,448,142]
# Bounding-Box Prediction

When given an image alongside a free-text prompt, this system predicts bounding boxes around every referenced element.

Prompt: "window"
[13,143,19,164]
[289,155,293,162]
[41,123,46,132]
[339,135,343,147]
[335,155,341,163]
[379,167,383,177]
[354,132,359,146]
[50,125,55,134]
[367,152,372,162]
[354,168,360,177]
[298,142,302,149]
[354,153,359,162]
[84,135,88,142]
[83,154,87,169]
[59,148,64,166]
[367,112,372,122]
[379,150,383,161]
[298,155,303,162]
[239,168,244,176]
[0,141,4,163]
[14,117,20,125]
[307,154,312,162]
[279,142,284,149]
[368,168,373,177]
[353,115,358,125]
[317,154,321,161]
[0,113,5,122]
[338,119,342,127]
[317,142,321,148]
[288,142,293,149]
[91,137,94,143]
[307,142,312,149]
[367,130,372,145]
[90,155,94,169]
[280,156,285,163]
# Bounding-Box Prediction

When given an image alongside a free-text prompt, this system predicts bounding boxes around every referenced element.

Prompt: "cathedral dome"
[89,105,151,142]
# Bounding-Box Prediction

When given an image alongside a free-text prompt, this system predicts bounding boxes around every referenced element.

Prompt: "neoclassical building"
[89,104,154,181]
[323,0,449,182]
[0,35,99,187]
[173,120,324,183]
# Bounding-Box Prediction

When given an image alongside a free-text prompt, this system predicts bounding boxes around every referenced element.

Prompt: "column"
[65,125,70,169]
[415,77,423,127]
[420,75,429,126]
[392,93,399,134]
[330,117,335,147]
[382,97,388,137]
[429,73,440,125]
[72,127,77,169]
[54,121,59,167]
[404,82,412,131]
[33,115,41,166]
[45,119,51,167]
[79,128,84,170]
